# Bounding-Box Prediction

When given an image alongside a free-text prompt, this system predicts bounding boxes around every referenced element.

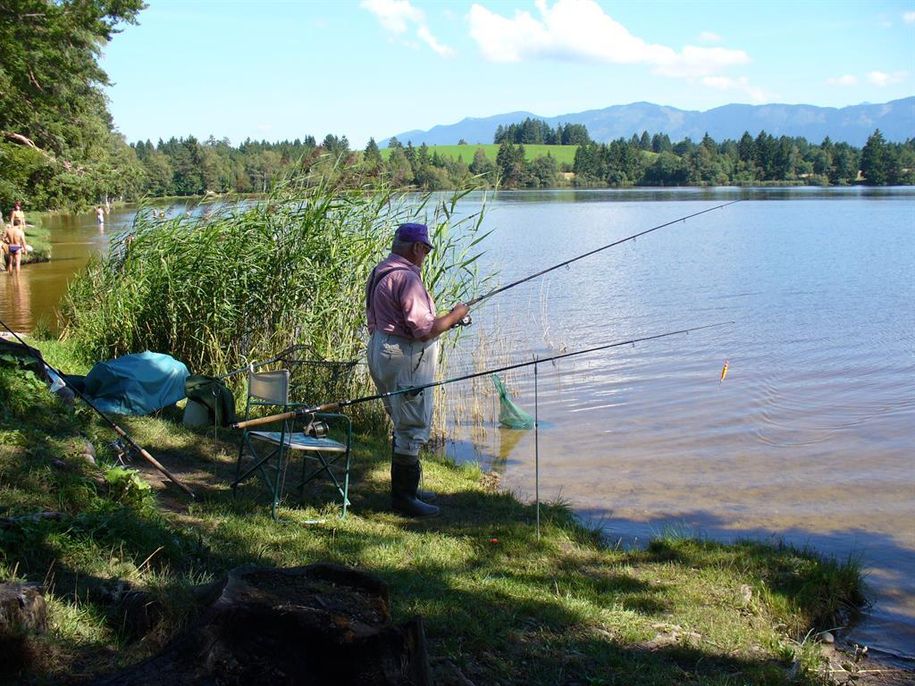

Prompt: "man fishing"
[365,222,469,517]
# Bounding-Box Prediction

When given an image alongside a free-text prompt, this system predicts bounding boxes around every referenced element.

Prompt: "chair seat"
[249,431,347,453]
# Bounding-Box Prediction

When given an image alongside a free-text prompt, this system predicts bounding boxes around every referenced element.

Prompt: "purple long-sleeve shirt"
[365,254,436,339]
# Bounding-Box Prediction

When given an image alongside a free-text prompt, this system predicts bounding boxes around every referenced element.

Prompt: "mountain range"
[384,97,914,148]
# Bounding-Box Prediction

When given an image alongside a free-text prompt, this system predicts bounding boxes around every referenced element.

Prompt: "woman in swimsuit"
[10,202,26,227]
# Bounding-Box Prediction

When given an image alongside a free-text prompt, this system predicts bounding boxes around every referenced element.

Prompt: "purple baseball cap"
[395,223,433,249]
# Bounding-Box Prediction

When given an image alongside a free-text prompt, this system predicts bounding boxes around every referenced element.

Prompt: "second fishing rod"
[233,321,732,430]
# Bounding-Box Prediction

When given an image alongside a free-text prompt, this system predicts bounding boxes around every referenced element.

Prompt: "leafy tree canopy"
[0,0,144,207]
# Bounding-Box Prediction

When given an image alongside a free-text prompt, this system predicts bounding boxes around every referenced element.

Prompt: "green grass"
[382,143,580,167]
[0,337,866,685]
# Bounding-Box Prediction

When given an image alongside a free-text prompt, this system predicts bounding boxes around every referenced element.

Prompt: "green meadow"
[382,143,580,167]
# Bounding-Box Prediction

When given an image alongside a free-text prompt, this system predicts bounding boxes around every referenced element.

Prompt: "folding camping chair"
[232,368,352,519]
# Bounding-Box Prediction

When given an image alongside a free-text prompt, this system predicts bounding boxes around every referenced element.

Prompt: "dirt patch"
[821,642,915,685]
[130,436,238,513]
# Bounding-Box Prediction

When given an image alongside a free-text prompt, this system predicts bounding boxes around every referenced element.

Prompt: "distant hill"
[383,97,915,148]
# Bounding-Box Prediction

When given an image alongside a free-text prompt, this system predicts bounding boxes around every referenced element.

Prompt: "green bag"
[185,375,237,426]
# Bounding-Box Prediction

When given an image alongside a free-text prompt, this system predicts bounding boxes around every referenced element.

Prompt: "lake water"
[3,188,914,662]
[442,187,915,663]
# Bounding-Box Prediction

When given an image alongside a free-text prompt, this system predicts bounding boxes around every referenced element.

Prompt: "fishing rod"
[0,319,195,498]
[233,321,733,429]
[466,199,741,307]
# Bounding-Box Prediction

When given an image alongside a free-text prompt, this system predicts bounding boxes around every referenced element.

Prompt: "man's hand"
[424,302,471,340]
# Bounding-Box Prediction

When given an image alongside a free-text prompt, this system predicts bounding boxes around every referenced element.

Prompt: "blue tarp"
[83,351,189,415]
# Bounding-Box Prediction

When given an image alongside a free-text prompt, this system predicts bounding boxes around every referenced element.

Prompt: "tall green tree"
[0,0,145,208]
[860,129,891,185]
[468,147,496,182]
[496,141,525,187]
[363,137,383,173]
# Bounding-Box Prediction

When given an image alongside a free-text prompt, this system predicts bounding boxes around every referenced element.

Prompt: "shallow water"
[4,188,914,661]
[0,200,207,332]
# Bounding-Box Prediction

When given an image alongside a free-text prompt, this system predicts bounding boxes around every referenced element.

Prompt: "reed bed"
[60,176,493,426]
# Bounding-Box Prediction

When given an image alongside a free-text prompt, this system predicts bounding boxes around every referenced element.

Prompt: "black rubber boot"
[391,461,439,517]
[392,435,435,502]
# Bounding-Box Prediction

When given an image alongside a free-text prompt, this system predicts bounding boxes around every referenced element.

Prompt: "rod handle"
[232,410,299,429]
[114,426,196,498]
[231,402,341,430]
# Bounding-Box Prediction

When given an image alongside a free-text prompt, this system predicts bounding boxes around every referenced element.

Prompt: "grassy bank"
[0,337,869,685]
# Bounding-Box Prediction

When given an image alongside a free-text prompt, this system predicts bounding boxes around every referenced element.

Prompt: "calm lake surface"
[4,188,914,662]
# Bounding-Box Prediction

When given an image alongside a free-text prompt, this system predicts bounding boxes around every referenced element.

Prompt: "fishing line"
[466,199,742,308]
[233,321,734,429]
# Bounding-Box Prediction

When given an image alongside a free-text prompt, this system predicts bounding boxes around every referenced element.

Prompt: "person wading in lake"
[10,202,25,229]
[3,219,28,274]
[365,223,470,517]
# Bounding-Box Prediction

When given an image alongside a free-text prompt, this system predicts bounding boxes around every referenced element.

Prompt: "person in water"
[10,202,26,228]
[2,220,28,273]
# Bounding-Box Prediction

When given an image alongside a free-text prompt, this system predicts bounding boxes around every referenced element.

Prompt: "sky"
[101,0,915,148]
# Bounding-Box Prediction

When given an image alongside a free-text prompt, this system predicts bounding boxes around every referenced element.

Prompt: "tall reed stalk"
[60,175,493,428]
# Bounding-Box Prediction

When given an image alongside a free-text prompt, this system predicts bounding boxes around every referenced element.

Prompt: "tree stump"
[0,582,47,677]
[94,562,430,686]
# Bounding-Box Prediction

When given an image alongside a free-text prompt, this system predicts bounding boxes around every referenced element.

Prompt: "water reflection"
[490,185,915,204]
[0,271,32,330]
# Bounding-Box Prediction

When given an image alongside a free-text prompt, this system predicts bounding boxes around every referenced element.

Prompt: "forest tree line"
[115,127,915,199]
[493,118,592,145]
[570,129,914,187]
[6,126,914,211]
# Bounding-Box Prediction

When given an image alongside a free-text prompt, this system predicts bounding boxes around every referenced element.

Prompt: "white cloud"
[417,25,455,57]
[698,31,721,42]
[867,70,908,86]
[467,0,749,78]
[701,76,768,103]
[826,74,858,86]
[903,11,915,24]
[361,0,454,57]
[361,0,423,34]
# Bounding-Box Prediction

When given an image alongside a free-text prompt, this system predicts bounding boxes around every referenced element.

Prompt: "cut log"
[0,582,47,678]
[0,582,47,635]
[94,562,430,686]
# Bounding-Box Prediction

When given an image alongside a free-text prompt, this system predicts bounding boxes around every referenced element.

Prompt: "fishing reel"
[305,420,329,439]
[456,315,472,327]
[108,438,132,464]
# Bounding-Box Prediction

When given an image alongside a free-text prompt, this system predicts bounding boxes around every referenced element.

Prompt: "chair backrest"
[248,369,290,405]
